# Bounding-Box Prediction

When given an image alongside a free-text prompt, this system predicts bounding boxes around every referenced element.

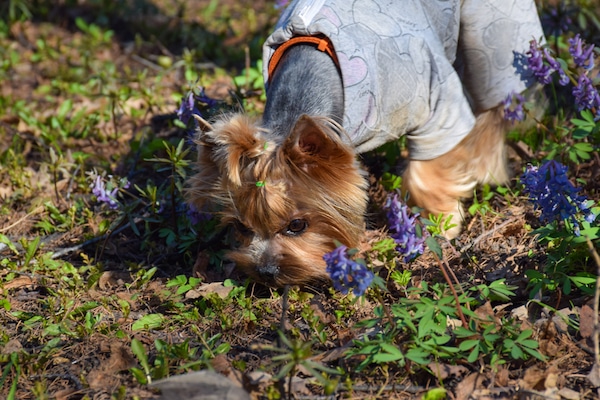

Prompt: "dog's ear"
[186,114,262,210]
[283,115,346,168]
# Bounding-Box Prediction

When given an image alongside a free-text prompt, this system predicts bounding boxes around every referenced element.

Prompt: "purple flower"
[527,40,572,86]
[541,5,572,37]
[521,160,594,235]
[543,49,569,86]
[186,203,212,225]
[177,92,201,126]
[324,245,374,296]
[91,175,119,210]
[274,0,289,10]
[527,39,553,85]
[568,34,595,70]
[385,194,427,262]
[176,87,218,134]
[572,74,600,112]
[503,92,526,122]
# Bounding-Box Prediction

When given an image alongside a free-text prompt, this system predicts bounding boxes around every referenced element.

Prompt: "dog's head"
[186,114,368,287]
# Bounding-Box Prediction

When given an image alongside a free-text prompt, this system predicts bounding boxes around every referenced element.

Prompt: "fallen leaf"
[427,362,468,381]
[152,370,250,400]
[106,342,136,372]
[579,305,595,339]
[587,363,600,387]
[495,367,509,387]
[558,387,581,400]
[520,365,547,391]
[245,371,272,393]
[1,339,23,354]
[98,271,132,290]
[186,282,233,299]
[0,276,35,294]
[455,372,488,400]
[54,388,78,400]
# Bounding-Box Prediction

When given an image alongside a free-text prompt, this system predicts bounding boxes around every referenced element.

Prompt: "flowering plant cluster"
[88,171,130,210]
[384,194,427,263]
[504,35,599,122]
[323,245,374,296]
[521,159,596,235]
[185,202,211,225]
[176,87,218,134]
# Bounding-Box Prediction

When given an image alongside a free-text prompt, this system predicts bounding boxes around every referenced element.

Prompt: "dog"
[186,0,544,287]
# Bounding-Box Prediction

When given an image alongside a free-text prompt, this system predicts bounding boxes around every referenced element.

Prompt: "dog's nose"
[257,264,280,281]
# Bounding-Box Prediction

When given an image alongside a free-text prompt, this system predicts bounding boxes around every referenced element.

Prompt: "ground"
[0,1,599,399]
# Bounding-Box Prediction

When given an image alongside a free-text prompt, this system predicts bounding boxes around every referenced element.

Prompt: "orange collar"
[267,36,339,83]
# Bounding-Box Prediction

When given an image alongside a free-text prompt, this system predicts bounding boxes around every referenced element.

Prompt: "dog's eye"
[286,219,308,235]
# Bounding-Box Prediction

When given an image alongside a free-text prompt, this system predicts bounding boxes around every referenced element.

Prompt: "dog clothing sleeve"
[263,0,544,159]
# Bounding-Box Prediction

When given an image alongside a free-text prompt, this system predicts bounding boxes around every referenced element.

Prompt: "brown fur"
[187,105,510,286]
[186,114,368,286]
[401,105,509,238]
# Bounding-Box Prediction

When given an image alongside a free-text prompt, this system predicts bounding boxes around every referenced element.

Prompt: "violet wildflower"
[186,203,211,225]
[385,194,427,262]
[543,49,569,86]
[91,175,119,210]
[176,92,201,126]
[572,74,600,112]
[324,245,374,296]
[176,87,218,134]
[274,0,289,10]
[521,160,594,234]
[502,92,526,122]
[527,39,553,85]
[568,34,595,70]
[540,4,572,37]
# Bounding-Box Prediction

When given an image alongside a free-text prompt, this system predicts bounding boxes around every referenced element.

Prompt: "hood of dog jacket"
[263,0,544,160]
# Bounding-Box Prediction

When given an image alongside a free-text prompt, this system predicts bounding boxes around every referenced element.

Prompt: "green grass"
[0,1,599,399]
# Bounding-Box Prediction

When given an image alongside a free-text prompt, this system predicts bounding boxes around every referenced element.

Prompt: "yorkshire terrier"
[186,0,544,287]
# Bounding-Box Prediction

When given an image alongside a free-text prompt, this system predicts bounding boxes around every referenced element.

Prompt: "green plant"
[263,331,340,396]
[346,279,544,375]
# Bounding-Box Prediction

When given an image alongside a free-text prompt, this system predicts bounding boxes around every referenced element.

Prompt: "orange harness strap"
[267,36,339,83]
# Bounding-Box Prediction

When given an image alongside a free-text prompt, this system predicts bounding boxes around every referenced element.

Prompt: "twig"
[586,237,600,385]
[435,253,468,327]
[130,54,163,72]
[50,221,134,259]
[279,285,290,335]
[374,287,397,331]
[459,216,518,253]
[0,205,45,233]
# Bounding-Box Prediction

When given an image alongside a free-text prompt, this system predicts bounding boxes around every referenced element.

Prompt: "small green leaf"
[132,313,165,331]
[422,387,447,400]
[425,236,442,259]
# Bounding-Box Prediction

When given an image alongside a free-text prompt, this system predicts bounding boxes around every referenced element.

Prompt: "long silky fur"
[185,114,369,286]
[401,105,509,238]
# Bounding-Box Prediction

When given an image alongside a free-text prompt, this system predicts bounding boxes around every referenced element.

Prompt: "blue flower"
[177,92,201,126]
[274,0,289,9]
[385,194,427,262]
[177,87,218,134]
[521,160,594,235]
[527,39,553,85]
[503,92,526,122]
[543,49,569,86]
[526,40,571,86]
[91,175,119,210]
[568,34,595,70]
[186,203,212,225]
[540,5,572,37]
[324,245,374,296]
[572,74,600,112]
